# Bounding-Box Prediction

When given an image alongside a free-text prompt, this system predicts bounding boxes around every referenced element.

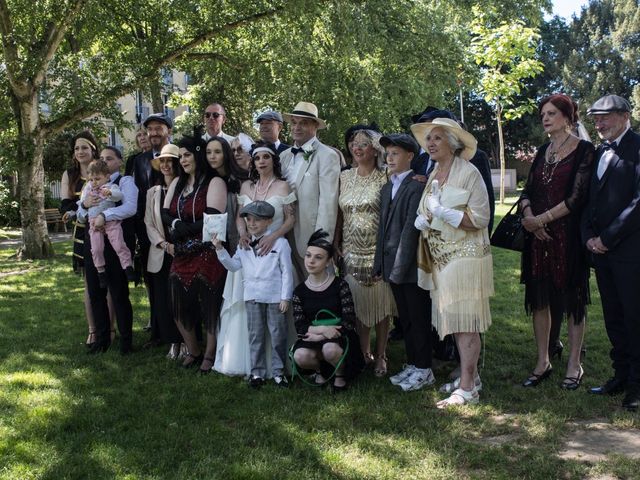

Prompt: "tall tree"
[469,8,544,203]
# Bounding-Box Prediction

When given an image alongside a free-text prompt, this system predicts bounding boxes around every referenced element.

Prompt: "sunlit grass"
[1,208,639,479]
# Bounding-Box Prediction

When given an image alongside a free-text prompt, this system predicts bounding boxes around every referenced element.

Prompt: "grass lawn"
[1,202,638,480]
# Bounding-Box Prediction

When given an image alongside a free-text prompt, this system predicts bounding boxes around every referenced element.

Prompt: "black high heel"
[332,374,348,393]
[182,352,203,369]
[522,365,553,387]
[550,340,564,361]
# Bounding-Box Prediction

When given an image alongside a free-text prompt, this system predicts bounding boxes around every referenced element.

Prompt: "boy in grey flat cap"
[213,201,294,388]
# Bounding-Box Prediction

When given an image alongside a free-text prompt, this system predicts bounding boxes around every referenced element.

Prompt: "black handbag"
[490,200,525,252]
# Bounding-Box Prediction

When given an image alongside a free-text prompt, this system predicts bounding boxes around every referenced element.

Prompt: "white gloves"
[427,180,464,228]
[414,214,430,231]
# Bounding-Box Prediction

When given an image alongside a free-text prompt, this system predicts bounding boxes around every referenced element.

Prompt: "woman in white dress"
[214,140,296,376]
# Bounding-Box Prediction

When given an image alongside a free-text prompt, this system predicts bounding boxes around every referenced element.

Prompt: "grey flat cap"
[379,133,420,155]
[143,113,173,129]
[587,95,632,115]
[239,200,275,219]
[256,111,284,123]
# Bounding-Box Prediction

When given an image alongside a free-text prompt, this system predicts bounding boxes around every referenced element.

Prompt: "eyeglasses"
[204,112,224,119]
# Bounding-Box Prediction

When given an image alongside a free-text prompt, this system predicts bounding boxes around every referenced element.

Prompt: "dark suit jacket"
[125,150,161,220]
[276,142,290,155]
[581,129,640,262]
[373,174,425,284]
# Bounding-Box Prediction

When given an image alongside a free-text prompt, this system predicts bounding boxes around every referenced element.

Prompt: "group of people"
[58,93,640,411]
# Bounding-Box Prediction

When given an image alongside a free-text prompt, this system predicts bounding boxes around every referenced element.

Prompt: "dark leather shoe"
[589,377,626,395]
[622,392,639,411]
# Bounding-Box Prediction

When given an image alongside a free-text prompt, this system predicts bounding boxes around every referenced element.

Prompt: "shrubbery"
[0,180,20,227]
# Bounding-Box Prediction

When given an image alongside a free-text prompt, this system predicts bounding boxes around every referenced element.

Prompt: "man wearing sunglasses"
[202,103,235,144]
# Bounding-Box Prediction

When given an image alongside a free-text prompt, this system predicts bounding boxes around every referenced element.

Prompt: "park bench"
[44,208,67,233]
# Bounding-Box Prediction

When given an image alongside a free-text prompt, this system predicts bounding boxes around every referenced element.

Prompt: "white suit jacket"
[280,139,341,257]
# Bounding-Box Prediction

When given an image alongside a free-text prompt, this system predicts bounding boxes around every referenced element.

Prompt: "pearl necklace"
[253,176,276,200]
[305,272,333,291]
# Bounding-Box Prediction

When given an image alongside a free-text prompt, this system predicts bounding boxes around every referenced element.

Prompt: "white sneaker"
[390,364,415,385]
[399,368,436,392]
[439,374,483,393]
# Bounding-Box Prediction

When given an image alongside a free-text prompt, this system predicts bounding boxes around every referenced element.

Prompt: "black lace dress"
[520,140,595,323]
[59,168,87,274]
[292,277,365,380]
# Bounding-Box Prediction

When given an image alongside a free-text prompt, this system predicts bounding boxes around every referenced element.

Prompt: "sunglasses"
[204,112,224,119]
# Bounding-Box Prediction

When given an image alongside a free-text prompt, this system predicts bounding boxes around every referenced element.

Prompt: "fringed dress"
[339,168,397,326]
[520,140,595,323]
[418,157,494,338]
[59,169,87,274]
[168,183,226,333]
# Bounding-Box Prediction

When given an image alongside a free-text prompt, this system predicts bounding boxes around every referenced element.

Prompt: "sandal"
[373,355,388,377]
[85,329,96,348]
[436,387,479,409]
[560,365,584,390]
[332,374,348,393]
[439,374,482,393]
[198,356,215,375]
[181,352,203,369]
[364,352,375,368]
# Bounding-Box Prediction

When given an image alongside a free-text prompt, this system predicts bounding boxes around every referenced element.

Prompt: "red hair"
[539,94,579,125]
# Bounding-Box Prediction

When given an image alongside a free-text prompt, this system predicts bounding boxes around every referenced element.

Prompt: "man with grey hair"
[256,110,289,154]
[582,94,640,411]
[202,103,235,144]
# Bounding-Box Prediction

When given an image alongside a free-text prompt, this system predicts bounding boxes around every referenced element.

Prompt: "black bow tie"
[249,237,262,248]
[291,147,304,155]
[602,141,617,151]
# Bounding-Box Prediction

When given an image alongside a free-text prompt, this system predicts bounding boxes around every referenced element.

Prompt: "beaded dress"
[339,168,397,326]
[520,140,594,322]
[59,169,87,274]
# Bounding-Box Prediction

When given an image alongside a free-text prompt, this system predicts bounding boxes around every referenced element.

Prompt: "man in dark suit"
[125,113,170,339]
[80,147,138,354]
[582,95,640,411]
[257,110,289,154]
[373,133,433,392]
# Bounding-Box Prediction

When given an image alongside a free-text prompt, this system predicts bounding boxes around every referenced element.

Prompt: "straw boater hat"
[151,143,179,171]
[282,101,327,129]
[410,117,477,161]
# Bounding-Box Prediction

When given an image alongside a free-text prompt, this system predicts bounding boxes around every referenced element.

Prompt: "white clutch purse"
[431,185,470,240]
[202,212,227,242]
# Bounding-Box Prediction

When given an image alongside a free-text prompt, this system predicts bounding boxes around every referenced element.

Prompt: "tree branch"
[41,6,285,136]
[32,0,87,90]
[0,0,27,96]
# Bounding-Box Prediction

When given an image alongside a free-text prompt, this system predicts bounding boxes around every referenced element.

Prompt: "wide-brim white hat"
[282,101,327,129]
[151,143,179,171]
[410,117,477,160]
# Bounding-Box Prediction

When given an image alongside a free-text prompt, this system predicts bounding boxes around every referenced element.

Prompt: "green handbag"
[289,308,349,387]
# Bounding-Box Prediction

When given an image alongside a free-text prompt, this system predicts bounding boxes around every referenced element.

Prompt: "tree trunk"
[13,91,53,259]
[149,74,164,114]
[496,103,506,204]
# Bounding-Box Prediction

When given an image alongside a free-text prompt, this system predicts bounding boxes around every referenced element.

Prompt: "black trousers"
[390,282,432,369]
[594,257,640,386]
[150,254,182,344]
[85,224,134,352]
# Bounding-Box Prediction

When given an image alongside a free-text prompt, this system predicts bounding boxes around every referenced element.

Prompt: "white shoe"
[399,368,436,392]
[439,374,483,393]
[390,365,415,385]
[436,386,479,408]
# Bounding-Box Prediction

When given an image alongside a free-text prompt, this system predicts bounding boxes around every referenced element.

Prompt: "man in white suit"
[280,101,341,278]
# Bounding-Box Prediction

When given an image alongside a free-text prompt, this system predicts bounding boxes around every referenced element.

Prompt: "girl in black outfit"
[291,230,364,391]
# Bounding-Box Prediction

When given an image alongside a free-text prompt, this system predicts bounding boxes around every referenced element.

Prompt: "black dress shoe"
[589,377,626,395]
[522,365,553,387]
[622,389,639,411]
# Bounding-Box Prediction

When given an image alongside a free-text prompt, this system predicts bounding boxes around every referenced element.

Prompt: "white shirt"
[215,236,294,303]
[76,172,138,222]
[597,127,629,179]
[390,170,413,200]
[285,136,317,183]
[202,131,236,145]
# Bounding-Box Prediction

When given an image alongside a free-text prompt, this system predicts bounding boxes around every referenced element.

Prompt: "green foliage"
[0,180,20,226]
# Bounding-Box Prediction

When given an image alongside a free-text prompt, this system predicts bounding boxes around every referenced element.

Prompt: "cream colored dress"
[339,168,397,327]
[418,157,494,338]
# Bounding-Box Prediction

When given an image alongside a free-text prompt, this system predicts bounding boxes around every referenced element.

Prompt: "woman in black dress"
[520,94,595,389]
[60,131,115,346]
[291,230,364,391]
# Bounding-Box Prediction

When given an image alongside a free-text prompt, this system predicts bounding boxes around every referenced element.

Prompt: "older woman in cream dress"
[412,118,493,408]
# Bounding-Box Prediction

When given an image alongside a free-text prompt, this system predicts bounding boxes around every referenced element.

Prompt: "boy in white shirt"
[213,201,294,388]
